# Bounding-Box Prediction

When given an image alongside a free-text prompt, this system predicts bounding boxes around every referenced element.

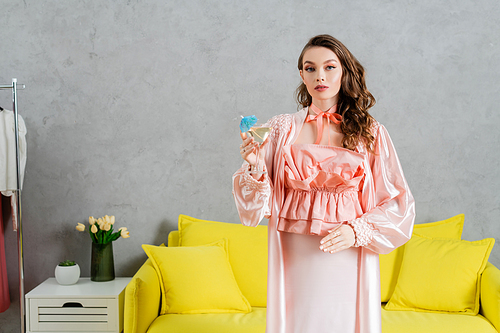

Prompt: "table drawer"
[28,298,119,332]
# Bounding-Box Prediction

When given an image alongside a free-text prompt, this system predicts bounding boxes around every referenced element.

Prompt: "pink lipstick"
[315,85,329,91]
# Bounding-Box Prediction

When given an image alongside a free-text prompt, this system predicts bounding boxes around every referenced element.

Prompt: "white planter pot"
[55,264,80,285]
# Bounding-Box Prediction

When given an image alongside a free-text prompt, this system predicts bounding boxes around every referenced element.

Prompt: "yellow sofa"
[124,214,500,333]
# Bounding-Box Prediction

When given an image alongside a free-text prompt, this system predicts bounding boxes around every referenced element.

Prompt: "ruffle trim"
[279,188,362,223]
[347,216,375,247]
[285,168,365,192]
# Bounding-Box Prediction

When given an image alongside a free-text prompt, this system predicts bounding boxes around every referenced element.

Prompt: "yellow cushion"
[178,214,268,307]
[147,307,267,333]
[380,214,464,302]
[385,234,495,314]
[168,230,179,247]
[382,306,497,333]
[142,240,251,315]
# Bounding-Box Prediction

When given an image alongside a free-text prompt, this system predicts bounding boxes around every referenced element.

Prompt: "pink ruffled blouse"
[278,144,365,236]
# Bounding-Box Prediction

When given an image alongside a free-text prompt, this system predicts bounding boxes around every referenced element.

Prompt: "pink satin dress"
[279,144,365,332]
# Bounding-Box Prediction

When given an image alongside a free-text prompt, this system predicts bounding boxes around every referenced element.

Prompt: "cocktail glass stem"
[254,145,261,173]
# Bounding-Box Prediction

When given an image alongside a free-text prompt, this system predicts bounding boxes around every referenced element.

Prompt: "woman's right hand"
[239,131,268,169]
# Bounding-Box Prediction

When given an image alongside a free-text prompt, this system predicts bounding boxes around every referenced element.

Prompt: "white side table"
[25,277,131,333]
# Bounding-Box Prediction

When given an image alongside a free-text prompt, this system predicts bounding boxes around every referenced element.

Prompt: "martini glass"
[246,124,272,174]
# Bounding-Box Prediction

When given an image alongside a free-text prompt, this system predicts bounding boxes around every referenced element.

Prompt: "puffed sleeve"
[347,124,416,254]
[232,163,272,227]
[232,114,290,227]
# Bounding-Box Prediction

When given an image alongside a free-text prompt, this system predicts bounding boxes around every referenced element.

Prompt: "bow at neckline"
[305,103,342,145]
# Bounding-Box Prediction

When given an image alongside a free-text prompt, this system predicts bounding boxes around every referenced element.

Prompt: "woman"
[233,34,415,333]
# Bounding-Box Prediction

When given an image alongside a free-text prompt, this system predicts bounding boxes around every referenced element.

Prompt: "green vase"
[91,242,115,282]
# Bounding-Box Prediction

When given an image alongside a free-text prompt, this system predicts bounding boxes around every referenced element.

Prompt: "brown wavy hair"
[296,34,376,152]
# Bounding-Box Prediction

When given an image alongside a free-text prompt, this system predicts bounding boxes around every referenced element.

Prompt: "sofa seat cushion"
[147,307,266,333]
[382,307,497,333]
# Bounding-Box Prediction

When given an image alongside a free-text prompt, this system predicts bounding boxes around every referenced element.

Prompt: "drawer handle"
[62,302,83,308]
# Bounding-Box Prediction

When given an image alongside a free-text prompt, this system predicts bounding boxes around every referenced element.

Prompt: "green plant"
[58,260,76,266]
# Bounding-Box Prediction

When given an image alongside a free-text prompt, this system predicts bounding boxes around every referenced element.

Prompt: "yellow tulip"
[118,227,127,232]
[97,218,104,228]
[76,223,85,232]
[91,224,98,233]
[103,223,111,231]
[120,229,130,238]
[110,215,115,225]
[89,216,96,225]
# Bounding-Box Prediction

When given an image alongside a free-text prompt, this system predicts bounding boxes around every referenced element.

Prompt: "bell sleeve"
[232,116,279,227]
[347,124,416,254]
[232,163,272,227]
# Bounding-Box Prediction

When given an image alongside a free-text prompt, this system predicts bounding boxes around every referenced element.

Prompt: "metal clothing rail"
[0,78,26,333]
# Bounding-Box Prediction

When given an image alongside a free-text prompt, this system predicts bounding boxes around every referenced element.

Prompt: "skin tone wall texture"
[1,0,499,330]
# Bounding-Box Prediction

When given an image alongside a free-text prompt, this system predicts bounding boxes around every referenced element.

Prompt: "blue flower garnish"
[239,115,258,133]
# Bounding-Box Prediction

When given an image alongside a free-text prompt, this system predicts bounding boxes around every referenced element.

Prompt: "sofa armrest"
[480,262,500,332]
[124,259,161,333]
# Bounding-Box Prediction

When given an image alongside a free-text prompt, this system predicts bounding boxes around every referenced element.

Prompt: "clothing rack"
[0,78,26,333]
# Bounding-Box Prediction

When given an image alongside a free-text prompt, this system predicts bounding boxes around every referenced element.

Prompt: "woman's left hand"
[319,224,355,253]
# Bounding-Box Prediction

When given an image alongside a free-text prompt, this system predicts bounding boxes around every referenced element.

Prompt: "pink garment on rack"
[0,194,11,313]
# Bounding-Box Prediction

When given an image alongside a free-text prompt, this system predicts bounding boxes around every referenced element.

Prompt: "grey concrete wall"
[1,0,499,329]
